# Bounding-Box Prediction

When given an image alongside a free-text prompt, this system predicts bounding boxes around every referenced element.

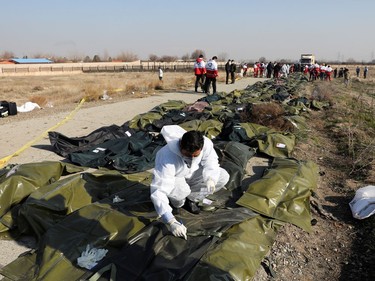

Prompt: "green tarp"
[179,119,223,139]
[0,191,280,281]
[16,170,152,239]
[239,123,296,158]
[0,162,86,235]
[236,157,318,232]
[186,216,283,281]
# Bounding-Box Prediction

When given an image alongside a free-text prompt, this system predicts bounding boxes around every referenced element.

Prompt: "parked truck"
[300,54,315,67]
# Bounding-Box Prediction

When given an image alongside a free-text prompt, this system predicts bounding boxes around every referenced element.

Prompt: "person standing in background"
[280,63,288,78]
[253,62,259,77]
[266,62,273,78]
[273,62,281,78]
[259,62,265,77]
[325,65,333,81]
[204,56,218,95]
[338,67,344,78]
[225,59,231,84]
[242,63,248,77]
[194,54,206,92]
[344,68,350,87]
[356,66,360,77]
[158,67,163,81]
[364,66,368,79]
[230,60,236,84]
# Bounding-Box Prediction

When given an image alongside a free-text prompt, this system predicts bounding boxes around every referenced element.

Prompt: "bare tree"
[149,54,159,62]
[181,53,190,61]
[190,49,205,59]
[218,52,228,61]
[115,51,139,62]
[161,55,178,62]
[0,51,15,59]
[83,56,91,62]
[93,55,101,62]
[50,56,67,63]
[259,57,267,63]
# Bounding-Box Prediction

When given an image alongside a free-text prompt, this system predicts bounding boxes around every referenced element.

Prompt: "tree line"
[0,49,209,63]
[1,50,374,64]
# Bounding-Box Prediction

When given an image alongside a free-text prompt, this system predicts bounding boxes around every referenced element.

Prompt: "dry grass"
[0,72,194,108]
[322,78,375,181]
[311,82,334,105]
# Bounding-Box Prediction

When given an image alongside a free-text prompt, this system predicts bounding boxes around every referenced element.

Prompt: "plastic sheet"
[349,185,375,219]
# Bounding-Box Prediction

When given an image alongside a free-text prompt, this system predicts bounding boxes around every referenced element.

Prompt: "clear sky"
[2,0,374,62]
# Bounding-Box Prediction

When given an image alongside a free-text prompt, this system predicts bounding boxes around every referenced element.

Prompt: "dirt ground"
[0,73,374,281]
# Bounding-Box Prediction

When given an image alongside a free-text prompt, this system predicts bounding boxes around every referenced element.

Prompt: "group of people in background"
[247,61,296,79]
[196,58,300,92]
[239,61,299,79]
[240,61,370,83]
[194,54,218,95]
[193,55,370,94]
[195,55,247,95]
[303,63,334,81]
[252,62,266,78]
[225,59,237,84]
[355,66,369,79]
[305,64,369,85]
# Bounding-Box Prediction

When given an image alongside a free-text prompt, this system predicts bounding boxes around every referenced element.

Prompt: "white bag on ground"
[17,102,41,112]
[349,185,375,219]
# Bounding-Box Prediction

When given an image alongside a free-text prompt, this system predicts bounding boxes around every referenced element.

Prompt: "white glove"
[77,245,108,270]
[168,218,187,240]
[206,179,216,194]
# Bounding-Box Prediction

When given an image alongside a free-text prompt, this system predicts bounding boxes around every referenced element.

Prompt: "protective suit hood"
[160,125,186,156]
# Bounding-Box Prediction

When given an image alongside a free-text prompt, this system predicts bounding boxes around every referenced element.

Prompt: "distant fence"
[0,65,84,74]
[0,61,227,76]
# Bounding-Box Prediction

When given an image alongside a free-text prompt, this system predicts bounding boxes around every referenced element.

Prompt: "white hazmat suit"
[150,125,229,237]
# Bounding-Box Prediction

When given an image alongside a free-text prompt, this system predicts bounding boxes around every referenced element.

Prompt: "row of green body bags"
[1,205,282,281]
[0,166,155,280]
[237,157,319,233]
[0,162,86,234]
[0,142,282,280]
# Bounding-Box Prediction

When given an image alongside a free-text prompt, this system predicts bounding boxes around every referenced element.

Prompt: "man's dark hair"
[212,56,217,60]
[180,130,204,153]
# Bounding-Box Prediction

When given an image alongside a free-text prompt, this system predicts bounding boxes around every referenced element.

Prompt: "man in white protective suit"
[150,125,230,239]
